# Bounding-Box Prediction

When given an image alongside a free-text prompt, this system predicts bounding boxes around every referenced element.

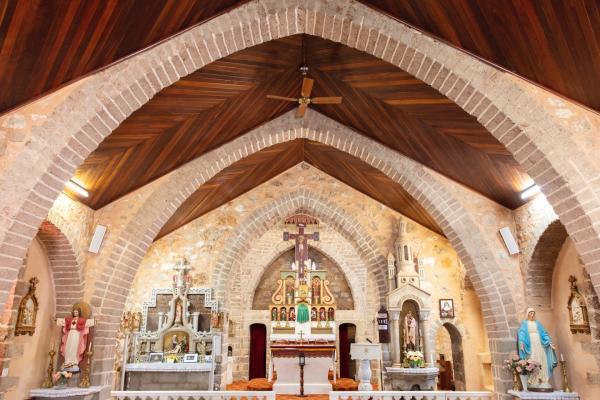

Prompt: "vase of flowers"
[504,354,541,391]
[406,350,424,368]
[52,370,73,389]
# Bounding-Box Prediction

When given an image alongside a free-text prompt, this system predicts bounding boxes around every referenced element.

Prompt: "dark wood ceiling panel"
[157,139,443,240]
[72,35,530,212]
[0,0,246,113]
[360,0,600,112]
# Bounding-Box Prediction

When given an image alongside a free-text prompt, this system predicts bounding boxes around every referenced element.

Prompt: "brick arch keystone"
[86,111,517,392]
[220,195,379,313]
[1,0,599,327]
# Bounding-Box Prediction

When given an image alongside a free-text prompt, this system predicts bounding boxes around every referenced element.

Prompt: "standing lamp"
[299,351,306,396]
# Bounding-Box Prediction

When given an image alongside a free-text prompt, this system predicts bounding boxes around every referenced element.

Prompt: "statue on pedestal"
[55,306,95,372]
[403,310,417,351]
[518,308,558,388]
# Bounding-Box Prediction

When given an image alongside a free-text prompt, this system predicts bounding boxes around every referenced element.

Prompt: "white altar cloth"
[30,385,108,398]
[272,356,332,394]
[507,390,579,399]
[124,362,212,372]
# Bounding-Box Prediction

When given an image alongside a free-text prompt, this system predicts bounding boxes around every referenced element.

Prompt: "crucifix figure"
[283,223,319,280]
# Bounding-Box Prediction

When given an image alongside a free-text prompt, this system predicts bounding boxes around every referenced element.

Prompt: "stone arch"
[217,190,384,310]
[526,220,569,309]
[36,221,84,316]
[431,320,467,390]
[398,294,427,311]
[243,235,363,312]
[1,1,599,332]
[85,112,518,391]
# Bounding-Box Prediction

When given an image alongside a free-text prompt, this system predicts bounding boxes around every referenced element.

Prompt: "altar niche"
[117,258,222,391]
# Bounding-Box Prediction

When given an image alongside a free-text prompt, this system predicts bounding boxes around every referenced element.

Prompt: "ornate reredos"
[139,258,218,341]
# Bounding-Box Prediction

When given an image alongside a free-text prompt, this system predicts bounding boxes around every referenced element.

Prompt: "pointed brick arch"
[84,112,518,392]
[216,190,381,312]
[36,221,84,315]
[526,220,569,309]
[1,0,599,328]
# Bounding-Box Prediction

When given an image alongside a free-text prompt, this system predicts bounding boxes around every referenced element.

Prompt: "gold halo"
[71,301,92,318]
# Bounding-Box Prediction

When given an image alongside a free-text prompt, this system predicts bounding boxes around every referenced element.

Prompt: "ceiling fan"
[266,36,342,118]
[266,68,343,118]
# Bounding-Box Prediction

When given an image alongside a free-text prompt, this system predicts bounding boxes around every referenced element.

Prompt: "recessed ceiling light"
[65,179,89,198]
[520,184,540,200]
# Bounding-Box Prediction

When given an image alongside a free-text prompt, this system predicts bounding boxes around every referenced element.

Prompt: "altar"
[116,258,223,391]
[270,340,335,394]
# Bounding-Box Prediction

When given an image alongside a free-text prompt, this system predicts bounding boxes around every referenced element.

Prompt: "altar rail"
[111,391,275,400]
[329,391,493,400]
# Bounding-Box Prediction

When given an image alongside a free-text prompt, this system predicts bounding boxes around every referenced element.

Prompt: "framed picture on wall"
[149,352,164,363]
[439,299,455,319]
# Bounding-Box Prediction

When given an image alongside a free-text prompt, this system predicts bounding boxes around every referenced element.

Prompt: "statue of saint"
[312,277,321,304]
[518,308,557,386]
[271,308,278,321]
[289,307,296,321]
[280,307,287,321]
[403,310,417,351]
[328,307,335,321]
[55,307,95,371]
[311,307,317,321]
[319,307,326,321]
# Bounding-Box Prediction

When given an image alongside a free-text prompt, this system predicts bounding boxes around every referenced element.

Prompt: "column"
[390,311,402,367]
[419,310,434,367]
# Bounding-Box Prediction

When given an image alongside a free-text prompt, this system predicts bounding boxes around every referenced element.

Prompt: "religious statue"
[328,307,335,321]
[285,277,295,304]
[15,277,39,336]
[271,308,278,321]
[164,333,187,356]
[198,340,206,357]
[568,275,591,333]
[518,308,558,387]
[319,307,326,321]
[289,307,296,321]
[312,277,321,304]
[174,300,183,326]
[55,306,96,372]
[311,307,317,321]
[403,310,417,351]
[280,307,287,321]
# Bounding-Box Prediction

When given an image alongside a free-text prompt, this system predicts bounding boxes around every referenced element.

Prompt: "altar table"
[270,341,335,394]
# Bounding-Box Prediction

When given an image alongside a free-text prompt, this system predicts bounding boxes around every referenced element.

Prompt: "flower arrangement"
[52,370,73,388]
[504,354,541,376]
[405,350,424,368]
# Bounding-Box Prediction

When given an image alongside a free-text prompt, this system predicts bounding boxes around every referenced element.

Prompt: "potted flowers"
[405,350,424,368]
[504,354,542,391]
[52,370,73,389]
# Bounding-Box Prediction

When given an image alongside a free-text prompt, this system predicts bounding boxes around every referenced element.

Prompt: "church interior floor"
[226,379,368,399]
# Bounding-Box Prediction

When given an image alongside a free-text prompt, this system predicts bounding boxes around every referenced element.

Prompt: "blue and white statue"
[518,307,558,387]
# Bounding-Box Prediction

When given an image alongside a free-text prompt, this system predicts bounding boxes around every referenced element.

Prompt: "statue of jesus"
[55,307,95,372]
[403,310,417,351]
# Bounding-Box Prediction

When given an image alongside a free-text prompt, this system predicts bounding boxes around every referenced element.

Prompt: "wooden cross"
[283,224,319,280]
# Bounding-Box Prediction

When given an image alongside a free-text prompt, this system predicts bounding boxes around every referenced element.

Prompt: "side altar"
[268,214,337,394]
[117,258,223,391]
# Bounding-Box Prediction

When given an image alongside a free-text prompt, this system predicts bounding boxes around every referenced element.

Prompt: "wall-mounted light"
[520,184,540,200]
[65,179,89,198]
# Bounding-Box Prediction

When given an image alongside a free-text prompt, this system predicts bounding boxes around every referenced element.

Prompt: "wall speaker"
[88,225,107,254]
[499,227,520,255]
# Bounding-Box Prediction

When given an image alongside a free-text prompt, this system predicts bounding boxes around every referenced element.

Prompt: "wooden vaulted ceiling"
[157,139,442,239]
[1,0,599,114]
[72,35,530,214]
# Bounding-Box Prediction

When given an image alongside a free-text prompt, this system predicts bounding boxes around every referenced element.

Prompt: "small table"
[508,390,579,399]
[30,386,107,399]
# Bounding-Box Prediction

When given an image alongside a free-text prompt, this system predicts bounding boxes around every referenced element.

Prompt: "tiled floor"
[226,380,359,400]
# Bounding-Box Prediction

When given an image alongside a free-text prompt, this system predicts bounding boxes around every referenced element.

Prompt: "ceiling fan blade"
[296,103,308,118]
[266,95,298,102]
[300,77,314,98]
[311,96,343,104]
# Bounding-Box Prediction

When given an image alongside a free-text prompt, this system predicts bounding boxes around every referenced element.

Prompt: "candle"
[88,340,92,352]
[561,353,565,362]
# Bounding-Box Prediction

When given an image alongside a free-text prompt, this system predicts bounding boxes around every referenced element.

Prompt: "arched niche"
[252,247,354,310]
[435,322,466,391]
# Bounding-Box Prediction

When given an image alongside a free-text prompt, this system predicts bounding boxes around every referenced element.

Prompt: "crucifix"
[283,223,319,280]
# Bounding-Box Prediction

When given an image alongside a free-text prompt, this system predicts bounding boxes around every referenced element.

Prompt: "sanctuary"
[2,2,600,400]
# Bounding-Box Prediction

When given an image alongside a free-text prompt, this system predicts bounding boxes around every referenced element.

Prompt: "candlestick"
[560,359,571,393]
[560,353,565,362]
[78,348,93,388]
[41,348,56,388]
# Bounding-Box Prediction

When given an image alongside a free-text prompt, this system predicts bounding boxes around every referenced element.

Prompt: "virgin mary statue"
[56,307,95,372]
[517,308,557,386]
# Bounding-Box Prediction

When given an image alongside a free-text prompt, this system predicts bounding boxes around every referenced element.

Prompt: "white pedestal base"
[386,367,439,391]
[273,382,332,394]
[507,390,579,399]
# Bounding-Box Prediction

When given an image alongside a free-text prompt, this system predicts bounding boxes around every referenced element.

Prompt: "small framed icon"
[439,299,455,319]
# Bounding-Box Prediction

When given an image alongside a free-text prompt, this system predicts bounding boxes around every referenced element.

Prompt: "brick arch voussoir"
[526,220,568,309]
[36,220,84,316]
[213,190,387,306]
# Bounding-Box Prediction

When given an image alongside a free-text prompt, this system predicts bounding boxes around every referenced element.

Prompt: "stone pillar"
[419,310,434,367]
[158,312,164,330]
[390,311,401,366]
